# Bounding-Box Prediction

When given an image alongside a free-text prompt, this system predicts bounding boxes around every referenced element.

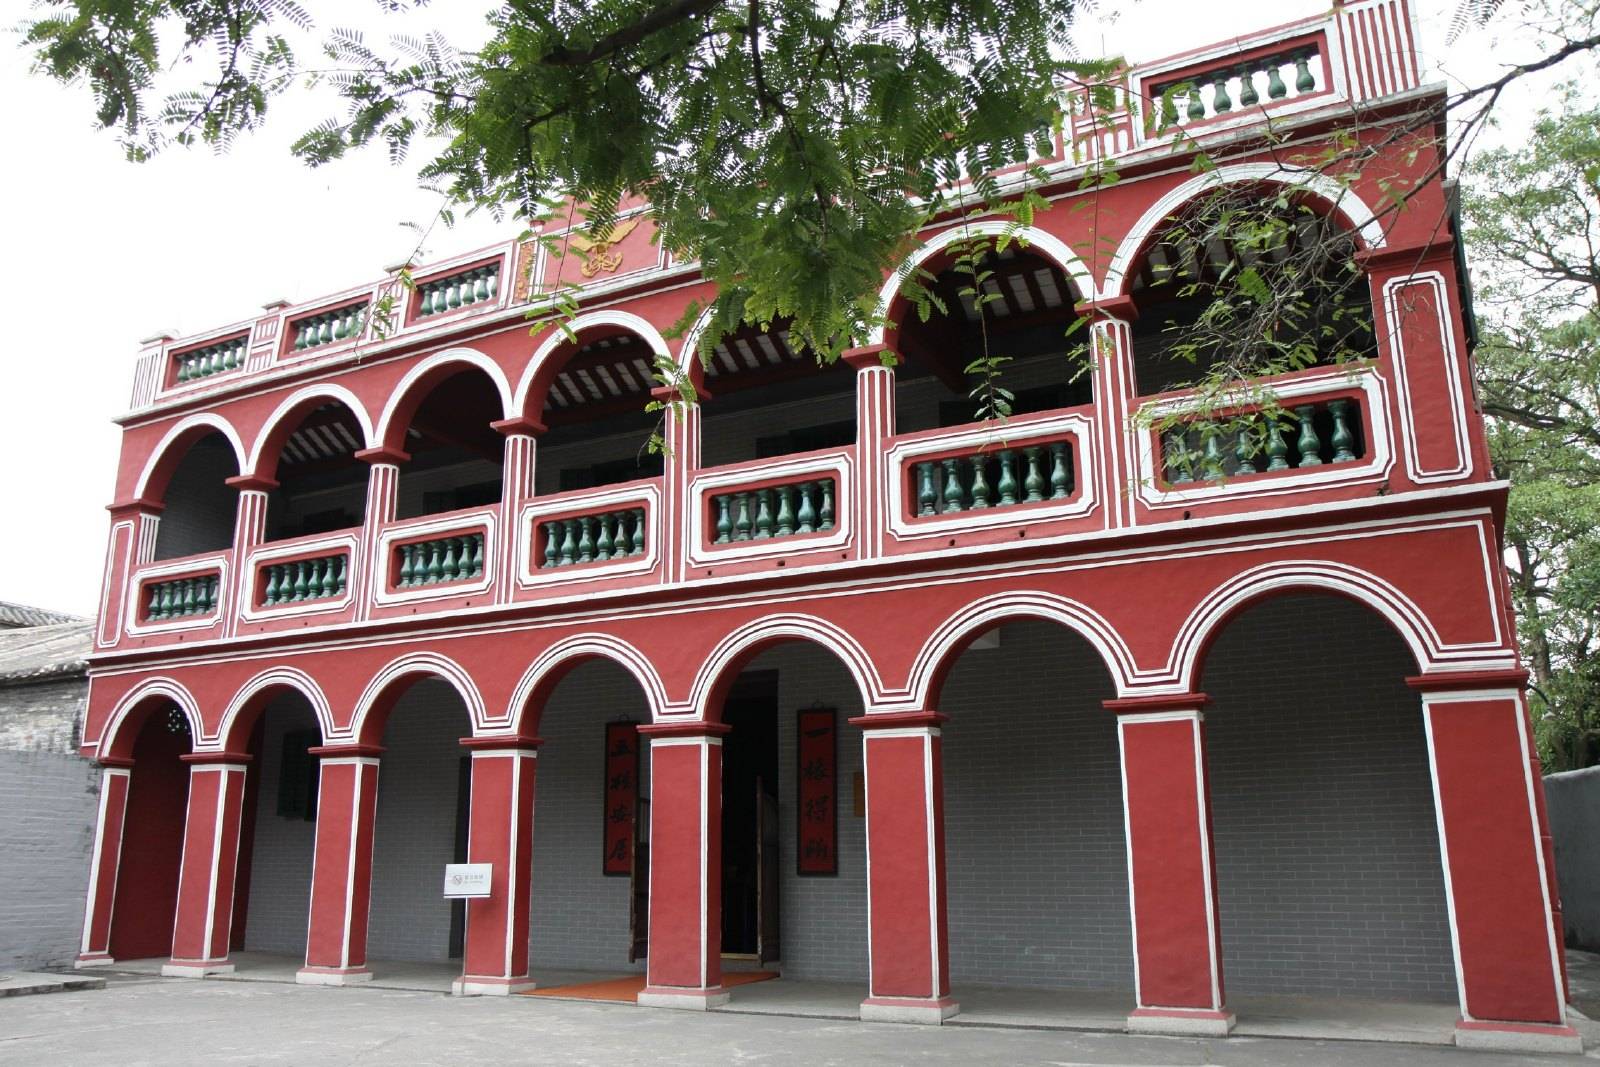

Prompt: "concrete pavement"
[2,974,1597,1066]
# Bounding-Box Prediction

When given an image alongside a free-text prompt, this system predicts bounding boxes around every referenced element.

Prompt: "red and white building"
[73,1,1579,1053]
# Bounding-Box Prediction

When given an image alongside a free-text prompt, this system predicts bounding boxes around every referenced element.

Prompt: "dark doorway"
[722,672,779,959]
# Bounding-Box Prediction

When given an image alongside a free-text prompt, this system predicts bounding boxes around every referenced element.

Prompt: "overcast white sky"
[0,0,1566,616]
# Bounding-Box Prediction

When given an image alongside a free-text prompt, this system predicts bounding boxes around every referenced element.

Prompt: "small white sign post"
[443,863,493,899]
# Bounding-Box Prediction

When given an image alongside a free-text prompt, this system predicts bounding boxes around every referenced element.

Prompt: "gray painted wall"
[0,678,98,971]
[1546,765,1600,953]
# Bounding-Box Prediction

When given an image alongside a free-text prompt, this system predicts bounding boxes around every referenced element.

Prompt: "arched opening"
[261,401,370,542]
[694,320,857,467]
[392,368,506,520]
[224,686,326,969]
[522,658,655,976]
[151,432,240,561]
[360,676,475,972]
[107,701,193,960]
[1199,592,1455,1002]
[891,245,1091,434]
[533,330,666,492]
[1126,194,1375,397]
[932,619,1131,1002]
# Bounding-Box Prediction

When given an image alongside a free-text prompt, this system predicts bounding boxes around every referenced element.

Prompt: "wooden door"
[756,782,780,964]
[629,798,650,962]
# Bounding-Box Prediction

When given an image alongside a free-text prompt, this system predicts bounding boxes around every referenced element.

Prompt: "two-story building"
[70,0,1579,1053]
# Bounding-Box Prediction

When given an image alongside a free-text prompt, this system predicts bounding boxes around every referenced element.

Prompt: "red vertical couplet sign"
[797,708,838,875]
[603,722,640,876]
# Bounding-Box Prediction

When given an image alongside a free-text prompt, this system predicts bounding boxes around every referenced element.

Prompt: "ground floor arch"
[105,705,192,962]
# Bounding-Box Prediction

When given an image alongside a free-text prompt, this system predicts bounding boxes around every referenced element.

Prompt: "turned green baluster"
[333,555,348,595]
[1023,447,1046,502]
[148,584,164,620]
[398,544,414,586]
[596,514,615,561]
[1202,429,1225,482]
[819,481,835,530]
[941,458,965,514]
[1233,425,1260,476]
[419,541,438,584]
[290,559,308,601]
[1166,432,1193,484]
[1294,50,1316,93]
[1210,72,1232,114]
[292,324,307,350]
[469,534,484,577]
[775,486,796,537]
[577,517,596,563]
[997,451,1019,505]
[447,278,463,309]
[162,581,178,617]
[734,494,753,541]
[1238,64,1260,107]
[542,524,560,567]
[970,457,992,509]
[1266,60,1288,99]
[221,343,238,372]
[485,268,498,301]
[1186,85,1206,121]
[262,568,279,606]
[176,356,191,382]
[322,556,339,597]
[916,462,937,516]
[187,578,201,616]
[1328,399,1357,462]
[332,312,347,341]
[561,519,579,566]
[753,489,775,539]
[714,495,733,543]
[631,509,646,555]
[317,317,333,346]
[1049,443,1071,499]
[797,483,818,532]
[1265,417,1290,471]
[474,269,491,303]
[1293,405,1323,466]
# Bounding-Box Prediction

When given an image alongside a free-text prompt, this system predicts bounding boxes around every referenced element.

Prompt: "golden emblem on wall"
[566,217,641,277]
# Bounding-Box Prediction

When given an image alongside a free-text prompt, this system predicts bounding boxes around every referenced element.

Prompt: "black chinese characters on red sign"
[797,708,837,875]
[602,721,639,876]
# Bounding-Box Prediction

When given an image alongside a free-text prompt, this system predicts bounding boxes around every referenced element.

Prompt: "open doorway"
[722,672,780,963]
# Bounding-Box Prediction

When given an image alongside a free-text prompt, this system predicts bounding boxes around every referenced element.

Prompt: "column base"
[453,976,537,996]
[1455,1020,1582,1054]
[637,985,730,1010]
[161,959,235,978]
[1127,1007,1236,1036]
[74,954,116,969]
[296,966,373,986]
[860,996,961,1024]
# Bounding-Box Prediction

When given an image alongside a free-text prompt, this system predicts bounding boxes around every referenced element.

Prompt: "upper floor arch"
[134,413,248,503]
[375,349,515,456]
[514,310,674,424]
[246,384,377,483]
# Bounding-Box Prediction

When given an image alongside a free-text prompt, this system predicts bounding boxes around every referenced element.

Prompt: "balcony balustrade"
[1148,43,1325,130]
[397,533,487,586]
[540,509,647,568]
[712,480,835,543]
[416,264,500,318]
[290,303,367,352]
[1160,395,1364,486]
[261,552,350,606]
[913,443,1073,517]
[173,336,248,383]
[142,573,222,622]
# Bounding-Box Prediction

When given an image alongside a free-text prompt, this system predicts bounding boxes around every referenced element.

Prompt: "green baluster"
[307,558,324,598]
[331,313,346,341]
[1049,443,1071,499]
[417,286,432,316]
[207,348,223,376]
[161,581,176,618]
[221,343,238,371]
[1161,91,1179,129]
[578,517,595,562]
[1185,85,1206,122]
[941,458,964,514]
[263,567,279,606]
[1202,429,1225,482]
[292,560,309,601]
[1166,432,1193,484]
[448,278,463,309]
[469,534,484,577]
[713,495,732,543]
[775,486,796,537]
[630,509,646,555]
[186,578,200,615]
[1238,64,1260,107]
[441,537,459,580]
[317,317,333,346]
[176,356,190,382]
[753,490,775,539]
[333,555,348,595]
[1023,447,1046,502]
[1294,405,1323,466]
[398,544,414,586]
[194,577,209,614]
[916,462,937,516]
[1266,60,1288,99]
[970,458,992,509]
[797,483,818,532]
[292,324,307,350]
[425,541,443,583]
[147,584,163,620]
[485,267,498,301]
[997,451,1019,505]
[474,268,491,303]
[542,523,560,567]
[1233,425,1260,476]
[1328,399,1357,462]
[561,519,579,565]
[596,514,615,561]
[1294,50,1316,93]
[1265,417,1290,471]
[1210,72,1232,114]
[734,494,753,541]
[321,556,338,597]
[819,481,835,530]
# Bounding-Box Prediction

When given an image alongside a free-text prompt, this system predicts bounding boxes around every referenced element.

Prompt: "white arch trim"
[906,591,1141,704]
[374,347,515,449]
[867,220,1098,346]
[514,310,674,415]
[498,634,669,731]
[215,667,334,750]
[1100,162,1388,300]
[346,652,489,742]
[686,614,882,716]
[673,304,720,375]
[100,677,203,757]
[1170,561,1438,692]
[246,383,376,476]
[134,413,248,500]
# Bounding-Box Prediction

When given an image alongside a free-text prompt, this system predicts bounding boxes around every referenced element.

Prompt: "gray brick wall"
[1204,594,1457,1001]
[239,694,320,956]
[0,678,97,971]
[941,620,1133,991]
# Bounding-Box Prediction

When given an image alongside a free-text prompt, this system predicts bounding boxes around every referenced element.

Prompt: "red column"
[454,736,540,995]
[1108,695,1233,1036]
[1409,673,1579,1053]
[853,710,957,1024]
[637,721,728,1009]
[298,744,382,985]
[162,754,251,976]
[75,760,134,968]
